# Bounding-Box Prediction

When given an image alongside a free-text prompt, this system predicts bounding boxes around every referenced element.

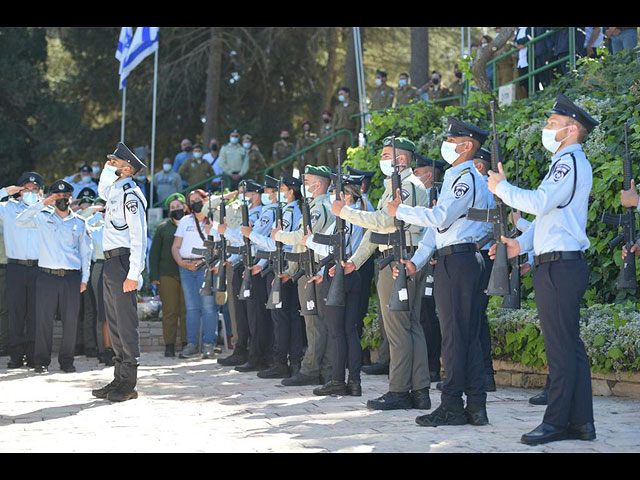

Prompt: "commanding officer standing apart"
[92,142,148,403]
[15,180,92,374]
[387,119,490,427]
[488,94,598,446]
[0,173,44,369]
[333,137,431,411]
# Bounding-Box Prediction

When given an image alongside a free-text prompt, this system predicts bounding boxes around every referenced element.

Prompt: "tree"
[202,27,223,147]
[410,27,429,88]
[471,27,516,95]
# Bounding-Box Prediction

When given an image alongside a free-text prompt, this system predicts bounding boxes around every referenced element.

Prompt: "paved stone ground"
[1,352,639,453]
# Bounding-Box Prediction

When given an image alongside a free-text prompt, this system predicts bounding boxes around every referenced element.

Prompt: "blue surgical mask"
[243,142,252,149]
[338,94,345,102]
[163,164,172,172]
[261,193,272,205]
[441,141,462,165]
[193,152,203,159]
[22,191,39,206]
[230,136,239,144]
[136,176,147,182]
[399,79,407,87]
[81,175,92,183]
[100,164,119,184]
[92,166,101,174]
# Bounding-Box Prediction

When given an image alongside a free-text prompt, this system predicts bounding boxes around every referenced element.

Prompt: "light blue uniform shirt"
[15,201,92,284]
[64,176,98,199]
[86,211,106,262]
[494,143,591,255]
[396,159,489,267]
[0,191,39,261]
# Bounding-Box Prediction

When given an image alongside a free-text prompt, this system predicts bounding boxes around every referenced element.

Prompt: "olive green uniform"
[244,146,268,181]
[395,85,420,106]
[370,84,395,111]
[339,168,430,393]
[271,140,296,177]
[274,193,334,381]
[332,101,360,166]
[178,158,214,188]
[315,124,335,167]
[296,132,318,167]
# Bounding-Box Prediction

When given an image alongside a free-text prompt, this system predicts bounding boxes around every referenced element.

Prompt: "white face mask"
[278,192,288,203]
[541,126,570,154]
[100,164,120,184]
[304,182,318,199]
[380,159,395,177]
[22,191,39,206]
[261,193,272,205]
[375,78,382,86]
[329,193,336,203]
[162,164,172,172]
[441,141,463,165]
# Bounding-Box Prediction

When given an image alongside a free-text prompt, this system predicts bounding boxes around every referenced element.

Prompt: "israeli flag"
[120,27,159,89]
[116,27,134,89]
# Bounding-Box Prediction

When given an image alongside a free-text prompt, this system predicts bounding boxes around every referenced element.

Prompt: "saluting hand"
[43,193,65,206]
[386,189,402,217]
[487,162,507,194]
[488,235,521,260]
[5,186,24,196]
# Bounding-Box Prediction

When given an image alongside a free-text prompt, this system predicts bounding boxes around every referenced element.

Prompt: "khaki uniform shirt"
[178,158,214,187]
[296,132,318,166]
[340,168,428,269]
[272,140,295,164]
[332,101,360,134]
[369,84,395,111]
[395,85,420,106]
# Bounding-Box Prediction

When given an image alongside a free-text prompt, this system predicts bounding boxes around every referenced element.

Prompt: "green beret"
[164,192,186,209]
[305,165,332,178]
[382,136,416,153]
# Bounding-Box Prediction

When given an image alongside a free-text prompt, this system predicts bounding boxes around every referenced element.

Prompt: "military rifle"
[238,181,254,300]
[502,153,522,309]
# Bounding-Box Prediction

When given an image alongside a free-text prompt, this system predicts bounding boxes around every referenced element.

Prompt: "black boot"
[362,363,389,375]
[485,373,497,392]
[107,363,138,402]
[7,356,24,369]
[257,363,290,379]
[411,387,431,410]
[235,361,267,373]
[103,348,115,367]
[92,362,121,399]
[217,350,248,367]
[416,403,467,427]
[346,379,362,396]
[465,403,489,426]
[289,359,301,377]
[313,380,348,396]
[164,344,175,358]
[366,391,413,411]
[281,372,321,387]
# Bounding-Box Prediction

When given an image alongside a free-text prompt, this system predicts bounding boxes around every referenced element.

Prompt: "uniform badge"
[58,184,65,191]
[261,216,270,225]
[29,176,35,182]
[453,183,470,199]
[125,199,138,214]
[400,189,410,201]
[311,211,321,223]
[552,163,571,182]
[282,219,290,229]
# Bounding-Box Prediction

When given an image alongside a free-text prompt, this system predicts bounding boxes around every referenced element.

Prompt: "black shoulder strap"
[111,183,146,231]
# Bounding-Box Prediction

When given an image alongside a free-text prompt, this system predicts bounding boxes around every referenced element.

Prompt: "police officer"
[370,70,395,111]
[249,174,303,378]
[386,119,490,426]
[0,173,44,368]
[15,180,92,373]
[66,164,98,199]
[413,154,446,383]
[487,94,598,445]
[91,142,148,402]
[333,137,431,411]
[274,165,334,386]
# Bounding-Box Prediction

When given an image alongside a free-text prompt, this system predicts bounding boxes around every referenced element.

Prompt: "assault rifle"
[502,153,521,309]
[238,181,254,301]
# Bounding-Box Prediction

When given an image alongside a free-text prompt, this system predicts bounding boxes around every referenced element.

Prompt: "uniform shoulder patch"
[551,162,572,182]
[400,188,411,201]
[125,199,139,214]
[311,210,321,223]
[282,219,290,229]
[453,182,470,199]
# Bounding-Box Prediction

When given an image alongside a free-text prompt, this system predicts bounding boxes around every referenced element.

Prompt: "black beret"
[263,175,280,189]
[107,142,147,173]
[548,93,599,133]
[442,117,489,145]
[48,180,74,195]
[241,179,264,194]
[415,153,447,170]
[17,172,44,189]
[346,166,375,179]
[474,147,492,164]
[281,172,302,188]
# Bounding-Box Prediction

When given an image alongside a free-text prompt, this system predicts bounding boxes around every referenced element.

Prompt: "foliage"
[360,297,382,351]
[347,48,640,304]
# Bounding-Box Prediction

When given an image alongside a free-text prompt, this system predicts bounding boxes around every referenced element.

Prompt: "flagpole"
[121,85,126,142]
[149,47,158,210]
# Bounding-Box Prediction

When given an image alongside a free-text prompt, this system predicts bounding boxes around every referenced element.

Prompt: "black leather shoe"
[289,360,301,377]
[7,358,24,369]
[281,372,321,387]
[235,362,267,373]
[164,344,175,358]
[217,352,248,367]
[346,380,362,396]
[567,422,596,441]
[107,388,139,402]
[485,374,497,392]
[465,404,489,426]
[25,357,35,368]
[411,387,432,410]
[92,380,120,399]
[529,389,549,405]
[257,364,290,379]
[103,348,115,367]
[415,403,467,427]
[366,391,413,411]
[60,364,76,373]
[313,380,348,396]
[429,371,441,382]
[362,363,389,375]
[521,423,568,445]
[34,365,48,374]
[436,381,443,391]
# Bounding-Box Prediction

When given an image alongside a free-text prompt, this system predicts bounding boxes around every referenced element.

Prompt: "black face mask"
[55,198,70,211]
[455,71,463,79]
[184,146,193,153]
[170,209,185,221]
[210,145,218,151]
[281,136,289,141]
[190,201,203,213]
[431,77,439,85]
[322,118,330,124]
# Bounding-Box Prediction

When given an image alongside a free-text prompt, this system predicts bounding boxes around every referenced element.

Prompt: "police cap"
[548,93,599,133]
[107,142,147,173]
[48,180,74,195]
[442,117,489,145]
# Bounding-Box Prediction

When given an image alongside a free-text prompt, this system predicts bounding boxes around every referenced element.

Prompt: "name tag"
[398,288,408,301]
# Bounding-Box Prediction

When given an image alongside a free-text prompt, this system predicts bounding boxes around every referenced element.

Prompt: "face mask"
[281,136,289,141]
[261,193,272,205]
[190,201,203,213]
[100,164,119,183]
[22,191,39,206]
[55,198,70,211]
[136,176,146,182]
[375,78,382,86]
[380,159,395,177]
[329,193,336,203]
[193,152,203,159]
[455,71,463,79]
[243,142,251,149]
[541,126,570,154]
[431,77,439,85]
[81,175,92,183]
[210,145,218,152]
[163,164,172,172]
[92,167,101,175]
[441,141,464,165]
[338,94,345,102]
[77,208,94,219]
[304,183,318,199]
[170,209,185,221]
[184,146,193,152]
[398,79,407,87]
[322,117,330,124]
[278,192,288,203]
[230,137,239,144]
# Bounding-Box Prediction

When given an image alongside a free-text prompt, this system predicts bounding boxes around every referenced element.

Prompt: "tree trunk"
[344,27,359,106]
[410,27,429,88]
[471,27,516,95]
[202,27,223,147]
[320,27,338,118]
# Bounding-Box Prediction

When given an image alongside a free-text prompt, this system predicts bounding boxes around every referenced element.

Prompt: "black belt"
[534,251,584,267]
[8,258,38,267]
[378,246,418,259]
[92,259,105,264]
[40,267,81,277]
[434,243,478,259]
[104,248,130,260]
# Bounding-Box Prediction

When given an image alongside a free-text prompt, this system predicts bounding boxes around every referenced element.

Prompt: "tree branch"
[471,27,516,95]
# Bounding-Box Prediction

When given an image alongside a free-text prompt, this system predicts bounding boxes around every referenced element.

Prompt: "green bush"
[346,48,640,305]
